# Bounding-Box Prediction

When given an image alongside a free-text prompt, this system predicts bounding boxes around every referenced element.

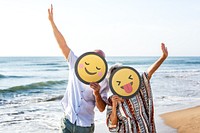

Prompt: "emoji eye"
[116,81,121,86]
[85,62,90,65]
[129,75,133,80]
[96,67,101,70]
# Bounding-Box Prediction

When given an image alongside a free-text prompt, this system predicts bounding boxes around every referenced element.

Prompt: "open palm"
[161,43,168,58]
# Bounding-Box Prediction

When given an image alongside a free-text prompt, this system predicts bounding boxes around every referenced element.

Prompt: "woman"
[106,43,168,133]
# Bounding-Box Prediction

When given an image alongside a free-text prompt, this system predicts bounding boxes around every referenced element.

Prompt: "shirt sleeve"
[67,50,78,69]
[106,97,120,132]
[99,79,109,103]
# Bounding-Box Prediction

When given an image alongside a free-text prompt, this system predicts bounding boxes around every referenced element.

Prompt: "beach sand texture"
[160,106,200,133]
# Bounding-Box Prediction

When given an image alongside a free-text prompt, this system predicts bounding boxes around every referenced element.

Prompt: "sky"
[0,0,199,56]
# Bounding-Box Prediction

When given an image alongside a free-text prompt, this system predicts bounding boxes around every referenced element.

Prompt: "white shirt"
[61,50,109,127]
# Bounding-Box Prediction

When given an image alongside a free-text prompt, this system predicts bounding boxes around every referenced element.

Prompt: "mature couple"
[48,5,168,133]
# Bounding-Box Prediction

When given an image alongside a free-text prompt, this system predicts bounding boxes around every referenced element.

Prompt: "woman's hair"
[107,63,122,78]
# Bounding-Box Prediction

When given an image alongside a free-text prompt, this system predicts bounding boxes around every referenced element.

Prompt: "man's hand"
[161,43,168,59]
[48,4,54,22]
[90,82,101,96]
[90,82,106,112]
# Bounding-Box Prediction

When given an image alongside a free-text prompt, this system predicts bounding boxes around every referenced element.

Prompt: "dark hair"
[110,67,117,74]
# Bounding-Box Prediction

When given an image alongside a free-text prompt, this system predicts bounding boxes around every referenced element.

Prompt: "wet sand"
[160,106,200,133]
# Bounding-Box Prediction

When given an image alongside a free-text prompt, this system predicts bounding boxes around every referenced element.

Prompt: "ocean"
[0,56,200,133]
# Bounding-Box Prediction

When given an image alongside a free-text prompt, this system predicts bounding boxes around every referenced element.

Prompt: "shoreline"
[160,105,200,133]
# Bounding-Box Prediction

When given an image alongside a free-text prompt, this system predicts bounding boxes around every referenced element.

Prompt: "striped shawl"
[106,72,156,133]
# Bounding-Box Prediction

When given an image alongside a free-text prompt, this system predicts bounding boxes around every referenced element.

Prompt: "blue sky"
[0,0,199,56]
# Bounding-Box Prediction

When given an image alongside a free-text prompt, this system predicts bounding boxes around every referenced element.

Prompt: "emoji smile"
[121,82,133,93]
[85,68,97,75]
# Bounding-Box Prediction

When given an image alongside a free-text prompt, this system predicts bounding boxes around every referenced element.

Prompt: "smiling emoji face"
[109,66,141,98]
[75,52,108,84]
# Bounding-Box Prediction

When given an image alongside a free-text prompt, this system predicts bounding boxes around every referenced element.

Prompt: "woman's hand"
[147,43,168,80]
[161,43,168,59]
[109,95,124,126]
[111,95,124,108]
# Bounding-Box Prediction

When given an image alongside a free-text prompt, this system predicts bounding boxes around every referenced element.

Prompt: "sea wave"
[25,63,60,66]
[185,61,200,64]
[156,95,200,101]
[0,80,66,93]
[0,74,33,79]
[0,74,5,78]
[43,69,61,71]
[44,95,64,102]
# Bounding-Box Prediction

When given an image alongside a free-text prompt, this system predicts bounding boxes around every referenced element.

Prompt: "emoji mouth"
[121,82,133,93]
[85,68,97,75]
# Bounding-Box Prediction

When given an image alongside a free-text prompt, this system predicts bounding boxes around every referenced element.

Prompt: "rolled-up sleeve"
[67,50,77,69]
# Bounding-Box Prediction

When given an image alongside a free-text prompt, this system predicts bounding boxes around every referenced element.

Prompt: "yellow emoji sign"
[109,66,141,98]
[75,52,108,84]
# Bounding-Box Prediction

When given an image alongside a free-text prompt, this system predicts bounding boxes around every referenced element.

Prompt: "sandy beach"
[160,106,200,133]
[94,108,177,133]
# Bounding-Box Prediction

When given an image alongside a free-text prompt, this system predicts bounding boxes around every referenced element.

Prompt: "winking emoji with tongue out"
[109,66,141,99]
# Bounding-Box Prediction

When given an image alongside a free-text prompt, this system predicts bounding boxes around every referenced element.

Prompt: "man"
[48,4,109,133]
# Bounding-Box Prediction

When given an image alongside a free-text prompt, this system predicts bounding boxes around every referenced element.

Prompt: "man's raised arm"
[48,4,70,59]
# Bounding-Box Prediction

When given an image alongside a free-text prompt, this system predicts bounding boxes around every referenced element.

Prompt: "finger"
[51,4,53,14]
[112,95,118,99]
[92,82,99,87]
[93,83,99,89]
[119,98,124,102]
[113,97,121,102]
[161,43,164,49]
[117,98,123,102]
[51,4,53,10]
[113,96,123,102]
[113,95,119,98]
[90,84,96,89]
[90,84,94,88]
[161,43,166,52]
[165,47,168,55]
[161,45,165,51]
[90,85,98,90]
[111,96,118,100]
[90,82,95,86]
[48,9,50,14]
[92,83,98,87]
[93,82,98,85]
[90,84,95,89]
